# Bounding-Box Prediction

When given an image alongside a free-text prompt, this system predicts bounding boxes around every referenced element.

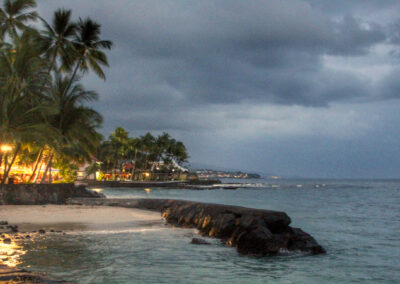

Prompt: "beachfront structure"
[90,159,190,182]
[0,164,60,184]
[77,157,102,181]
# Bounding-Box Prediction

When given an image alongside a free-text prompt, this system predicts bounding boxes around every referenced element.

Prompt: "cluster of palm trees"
[96,127,189,181]
[0,0,112,184]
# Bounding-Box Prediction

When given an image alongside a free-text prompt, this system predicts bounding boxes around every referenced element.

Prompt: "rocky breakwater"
[68,198,325,256]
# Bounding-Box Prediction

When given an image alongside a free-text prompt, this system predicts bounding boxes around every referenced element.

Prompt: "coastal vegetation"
[0,0,188,184]
[0,0,112,184]
[94,127,189,181]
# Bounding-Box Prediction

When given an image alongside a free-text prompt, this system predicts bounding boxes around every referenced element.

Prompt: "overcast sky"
[37,0,400,178]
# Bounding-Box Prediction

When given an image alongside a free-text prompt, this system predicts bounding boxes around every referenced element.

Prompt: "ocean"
[18,179,400,283]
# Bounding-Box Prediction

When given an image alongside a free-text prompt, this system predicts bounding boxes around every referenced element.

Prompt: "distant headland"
[194,169,261,179]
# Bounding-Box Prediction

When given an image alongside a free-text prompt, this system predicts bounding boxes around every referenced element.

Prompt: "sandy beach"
[0,205,162,232]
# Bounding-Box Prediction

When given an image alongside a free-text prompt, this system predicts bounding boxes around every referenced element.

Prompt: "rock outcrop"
[68,198,325,256]
[191,238,210,245]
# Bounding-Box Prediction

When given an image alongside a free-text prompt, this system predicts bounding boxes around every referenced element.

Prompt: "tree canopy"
[97,127,189,181]
[0,0,112,184]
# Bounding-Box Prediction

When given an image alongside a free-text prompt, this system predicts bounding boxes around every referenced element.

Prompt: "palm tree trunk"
[131,150,137,181]
[1,154,8,184]
[65,54,84,93]
[33,160,44,183]
[1,144,21,185]
[28,149,43,183]
[49,159,53,183]
[41,152,53,184]
[48,52,58,74]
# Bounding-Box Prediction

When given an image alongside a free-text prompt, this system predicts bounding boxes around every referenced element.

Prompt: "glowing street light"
[0,145,13,153]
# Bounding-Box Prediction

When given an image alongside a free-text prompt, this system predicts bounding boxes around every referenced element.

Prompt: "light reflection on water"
[0,236,26,267]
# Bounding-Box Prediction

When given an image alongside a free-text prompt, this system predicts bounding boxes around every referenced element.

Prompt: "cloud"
[38,0,389,108]
[34,0,400,177]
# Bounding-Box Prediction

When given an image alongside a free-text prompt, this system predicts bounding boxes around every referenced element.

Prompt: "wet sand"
[0,205,162,232]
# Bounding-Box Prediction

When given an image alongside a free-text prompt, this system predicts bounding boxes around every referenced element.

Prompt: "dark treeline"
[0,0,112,183]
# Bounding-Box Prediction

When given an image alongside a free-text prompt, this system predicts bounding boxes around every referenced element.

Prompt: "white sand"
[0,205,162,231]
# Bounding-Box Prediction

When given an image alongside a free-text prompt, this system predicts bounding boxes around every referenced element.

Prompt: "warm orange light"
[0,237,26,267]
[144,172,150,178]
[0,145,12,152]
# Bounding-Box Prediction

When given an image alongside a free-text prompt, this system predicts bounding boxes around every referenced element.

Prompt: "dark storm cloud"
[35,1,400,177]
[38,0,390,110]
[96,0,386,107]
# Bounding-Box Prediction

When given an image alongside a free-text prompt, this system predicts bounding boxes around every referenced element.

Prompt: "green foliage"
[0,0,112,184]
[0,0,38,40]
[73,18,112,80]
[54,158,78,183]
[98,127,189,180]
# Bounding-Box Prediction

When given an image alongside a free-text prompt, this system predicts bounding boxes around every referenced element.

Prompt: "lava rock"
[66,198,325,256]
[191,238,210,245]
[287,228,326,254]
[3,238,11,244]
[38,229,46,234]
[9,226,18,233]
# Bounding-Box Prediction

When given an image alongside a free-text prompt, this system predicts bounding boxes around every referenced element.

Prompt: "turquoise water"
[19,179,400,283]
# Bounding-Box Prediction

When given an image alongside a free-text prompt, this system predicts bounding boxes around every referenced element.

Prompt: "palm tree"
[0,0,38,40]
[172,141,188,165]
[39,8,77,73]
[0,31,50,184]
[67,17,112,90]
[41,74,102,183]
[108,127,129,177]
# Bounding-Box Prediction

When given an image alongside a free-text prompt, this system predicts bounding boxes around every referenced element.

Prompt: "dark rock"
[39,229,46,234]
[25,235,30,239]
[67,198,325,256]
[235,226,279,255]
[3,238,11,244]
[50,230,55,233]
[287,228,326,254]
[191,238,210,245]
[188,179,221,185]
[0,221,8,225]
[209,213,236,238]
[9,226,18,233]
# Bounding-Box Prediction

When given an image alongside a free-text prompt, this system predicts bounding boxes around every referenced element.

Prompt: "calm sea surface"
[19,179,400,283]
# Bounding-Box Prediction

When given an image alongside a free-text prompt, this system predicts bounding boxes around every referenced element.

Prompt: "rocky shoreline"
[68,198,326,256]
[84,179,228,190]
[0,186,325,281]
[0,221,65,283]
